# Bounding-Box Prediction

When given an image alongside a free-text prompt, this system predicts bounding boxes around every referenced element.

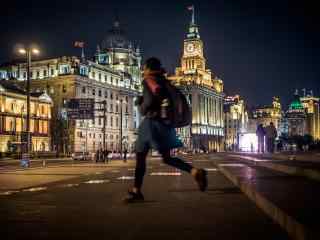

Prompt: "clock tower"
[170,7,223,92]
[182,17,205,71]
[168,6,225,152]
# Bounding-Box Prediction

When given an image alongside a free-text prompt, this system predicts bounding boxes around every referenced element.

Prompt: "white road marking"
[84,180,110,184]
[0,190,20,195]
[205,168,218,171]
[150,172,182,176]
[117,176,134,180]
[22,187,47,192]
[218,163,245,167]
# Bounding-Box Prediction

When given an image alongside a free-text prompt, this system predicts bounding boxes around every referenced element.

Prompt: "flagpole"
[192,5,195,25]
[81,46,85,60]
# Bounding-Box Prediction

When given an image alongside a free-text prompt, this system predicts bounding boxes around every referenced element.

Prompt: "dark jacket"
[137,75,169,118]
[256,125,266,137]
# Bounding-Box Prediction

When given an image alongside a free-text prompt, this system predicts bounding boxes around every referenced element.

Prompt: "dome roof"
[289,93,304,110]
[101,21,130,49]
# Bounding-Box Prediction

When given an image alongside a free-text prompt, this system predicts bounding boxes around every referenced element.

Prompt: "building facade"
[224,95,248,151]
[252,97,282,131]
[300,91,320,140]
[286,92,307,137]
[168,10,224,152]
[0,80,52,153]
[0,20,142,154]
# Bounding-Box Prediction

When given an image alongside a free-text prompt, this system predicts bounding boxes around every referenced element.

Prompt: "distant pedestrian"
[256,124,266,153]
[123,149,128,162]
[265,122,277,153]
[95,150,100,163]
[124,57,207,203]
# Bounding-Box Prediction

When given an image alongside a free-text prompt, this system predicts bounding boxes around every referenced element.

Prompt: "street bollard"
[42,159,46,167]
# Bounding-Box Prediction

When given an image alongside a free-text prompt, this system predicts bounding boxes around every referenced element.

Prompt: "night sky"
[1,0,319,108]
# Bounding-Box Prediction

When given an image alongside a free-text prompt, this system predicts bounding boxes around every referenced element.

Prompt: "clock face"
[186,43,195,53]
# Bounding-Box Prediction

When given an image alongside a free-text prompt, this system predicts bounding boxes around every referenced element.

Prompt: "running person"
[124,57,207,203]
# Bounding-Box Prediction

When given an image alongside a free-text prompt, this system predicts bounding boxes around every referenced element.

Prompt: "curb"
[231,155,320,182]
[217,164,318,240]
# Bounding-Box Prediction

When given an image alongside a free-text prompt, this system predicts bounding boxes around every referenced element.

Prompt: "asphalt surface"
[1,156,289,240]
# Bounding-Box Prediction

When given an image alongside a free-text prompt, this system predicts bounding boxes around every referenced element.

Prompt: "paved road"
[0,158,74,171]
[1,155,289,240]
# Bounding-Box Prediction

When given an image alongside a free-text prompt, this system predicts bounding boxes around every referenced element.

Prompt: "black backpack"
[162,81,192,128]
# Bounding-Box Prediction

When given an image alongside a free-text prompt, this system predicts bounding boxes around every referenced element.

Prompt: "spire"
[187,5,195,25]
[81,47,85,61]
[114,8,120,28]
[186,5,200,39]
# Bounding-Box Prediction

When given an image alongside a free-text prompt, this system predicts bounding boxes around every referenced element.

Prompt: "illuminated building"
[300,90,320,140]
[224,95,248,151]
[0,20,142,154]
[0,80,52,153]
[253,97,281,131]
[286,91,307,137]
[168,8,224,152]
[96,19,142,89]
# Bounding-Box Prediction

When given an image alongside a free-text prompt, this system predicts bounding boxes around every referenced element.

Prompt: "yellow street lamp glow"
[18,48,27,54]
[32,49,40,55]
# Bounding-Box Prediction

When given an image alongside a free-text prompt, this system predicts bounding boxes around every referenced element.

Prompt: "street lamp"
[116,97,127,157]
[17,46,40,158]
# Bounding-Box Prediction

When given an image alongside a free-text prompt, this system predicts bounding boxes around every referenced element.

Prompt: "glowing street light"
[17,45,40,161]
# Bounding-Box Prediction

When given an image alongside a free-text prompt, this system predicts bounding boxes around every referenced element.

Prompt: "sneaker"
[194,169,208,192]
[123,189,144,203]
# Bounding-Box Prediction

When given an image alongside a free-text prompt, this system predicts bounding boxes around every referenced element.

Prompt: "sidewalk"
[230,153,320,182]
[0,160,135,192]
[231,152,320,162]
[212,154,320,240]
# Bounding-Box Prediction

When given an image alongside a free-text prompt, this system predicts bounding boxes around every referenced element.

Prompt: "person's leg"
[133,150,149,191]
[160,150,208,191]
[160,150,192,173]
[270,138,275,153]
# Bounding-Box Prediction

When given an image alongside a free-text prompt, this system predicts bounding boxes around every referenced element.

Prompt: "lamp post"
[117,97,127,158]
[18,46,40,158]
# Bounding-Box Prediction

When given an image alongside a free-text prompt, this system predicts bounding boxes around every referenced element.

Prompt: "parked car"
[71,152,91,161]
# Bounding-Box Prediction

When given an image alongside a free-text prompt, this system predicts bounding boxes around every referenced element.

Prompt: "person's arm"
[138,81,156,116]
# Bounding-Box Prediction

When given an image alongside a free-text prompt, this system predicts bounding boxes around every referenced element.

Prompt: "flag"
[187,5,194,11]
[74,41,84,48]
